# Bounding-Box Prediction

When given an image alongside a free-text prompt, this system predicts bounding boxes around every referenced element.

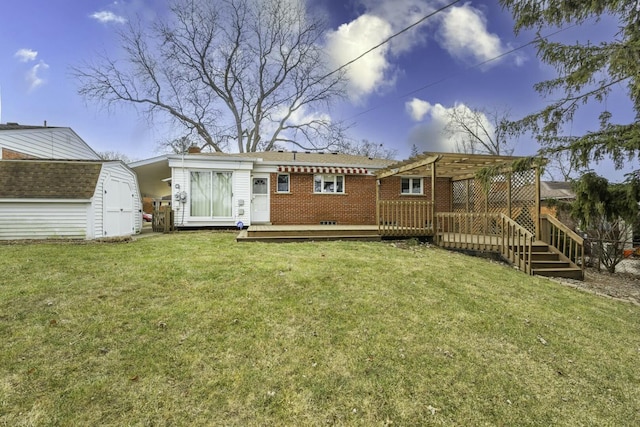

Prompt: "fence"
[152,207,175,233]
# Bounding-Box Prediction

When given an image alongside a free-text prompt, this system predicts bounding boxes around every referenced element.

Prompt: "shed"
[0,159,142,240]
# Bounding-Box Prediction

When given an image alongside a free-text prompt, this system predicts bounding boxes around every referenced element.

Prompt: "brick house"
[130,150,395,228]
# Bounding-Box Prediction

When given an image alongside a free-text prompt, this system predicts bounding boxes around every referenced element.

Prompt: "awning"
[277,165,369,175]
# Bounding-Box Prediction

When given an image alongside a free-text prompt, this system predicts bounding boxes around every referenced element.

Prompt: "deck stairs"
[524,241,583,280]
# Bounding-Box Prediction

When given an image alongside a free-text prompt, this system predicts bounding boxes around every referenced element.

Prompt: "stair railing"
[540,214,585,276]
[499,214,534,275]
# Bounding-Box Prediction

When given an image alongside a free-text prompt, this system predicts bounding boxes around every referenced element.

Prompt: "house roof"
[175,151,396,168]
[0,123,56,131]
[377,152,532,181]
[540,181,575,200]
[236,151,396,167]
[0,160,102,199]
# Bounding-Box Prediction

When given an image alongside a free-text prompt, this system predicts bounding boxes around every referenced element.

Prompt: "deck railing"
[435,212,534,274]
[435,212,503,251]
[378,200,434,236]
[500,214,534,275]
[540,214,584,275]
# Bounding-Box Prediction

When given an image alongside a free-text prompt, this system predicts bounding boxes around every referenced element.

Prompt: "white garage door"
[104,177,135,237]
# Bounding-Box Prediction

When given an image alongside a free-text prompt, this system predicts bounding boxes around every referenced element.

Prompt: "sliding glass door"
[190,171,232,218]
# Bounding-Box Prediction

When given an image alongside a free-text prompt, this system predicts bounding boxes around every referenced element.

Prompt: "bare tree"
[543,151,580,181]
[73,0,346,153]
[157,135,216,154]
[338,139,397,160]
[443,105,514,156]
[97,150,133,163]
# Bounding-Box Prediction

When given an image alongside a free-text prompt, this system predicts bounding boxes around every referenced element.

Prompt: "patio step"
[237,225,381,242]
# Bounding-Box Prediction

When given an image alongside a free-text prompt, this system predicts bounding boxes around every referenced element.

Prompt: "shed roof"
[0,160,102,199]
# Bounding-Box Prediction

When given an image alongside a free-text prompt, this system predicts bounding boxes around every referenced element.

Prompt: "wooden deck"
[237,224,381,242]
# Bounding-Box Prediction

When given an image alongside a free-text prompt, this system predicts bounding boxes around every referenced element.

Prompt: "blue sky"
[0,0,636,180]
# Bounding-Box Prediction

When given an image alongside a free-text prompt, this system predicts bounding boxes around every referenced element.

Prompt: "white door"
[251,175,270,223]
[104,177,134,237]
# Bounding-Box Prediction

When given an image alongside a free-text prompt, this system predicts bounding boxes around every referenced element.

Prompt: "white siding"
[0,128,100,160]
[169,158,253,227]
[0,201,90,240]
[235,170,251,225]
[95,162,143,237]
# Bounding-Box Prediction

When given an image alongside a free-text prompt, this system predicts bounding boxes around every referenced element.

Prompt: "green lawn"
[1,232,639,426]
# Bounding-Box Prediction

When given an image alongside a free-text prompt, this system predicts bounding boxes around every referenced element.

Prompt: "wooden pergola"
[375,152,542,238]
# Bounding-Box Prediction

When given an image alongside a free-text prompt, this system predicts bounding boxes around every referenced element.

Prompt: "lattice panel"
[451,168,537,235]
[452,180,470,212]
[511,169,537,234]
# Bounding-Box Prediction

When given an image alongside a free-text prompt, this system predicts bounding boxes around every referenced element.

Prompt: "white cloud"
[438,4,505,64]
[406,98,433,121]
[405,99,493,153]
[325,14,394,102]
[26,61,49,92]
[90,10,127,24]
[360,0,437,54]
[14,48,38,62]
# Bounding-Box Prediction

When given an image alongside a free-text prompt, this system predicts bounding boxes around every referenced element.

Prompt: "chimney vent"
[187,146,201,154]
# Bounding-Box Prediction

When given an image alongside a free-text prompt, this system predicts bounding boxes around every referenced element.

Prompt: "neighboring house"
[540,180,576,228]
[0,123,142,240]
[0,123,101,160]
[130,150,397,227]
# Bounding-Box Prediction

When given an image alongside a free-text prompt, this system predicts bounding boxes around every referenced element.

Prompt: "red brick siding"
[270,173,377,225]
[2,148,37,160]
[378,176,452,213]
[268,173,453,225]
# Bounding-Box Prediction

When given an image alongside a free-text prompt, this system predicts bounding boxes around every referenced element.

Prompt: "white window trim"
[276,173,290,193]
[189,170,234,219]
[313,174,345,194]
[401,177,423,195]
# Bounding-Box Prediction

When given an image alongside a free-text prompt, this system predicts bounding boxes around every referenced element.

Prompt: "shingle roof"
[0,160,102,199]
[0,123,56,131]
[191,151,395,167]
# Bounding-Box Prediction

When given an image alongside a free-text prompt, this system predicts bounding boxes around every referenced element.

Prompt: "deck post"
[506,172,512,219]
[431,162,436,223]
[376,179,380,234]
[535,166,541,240]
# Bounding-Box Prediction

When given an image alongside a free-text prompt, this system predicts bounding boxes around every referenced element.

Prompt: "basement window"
[401,177,423,195]
[314,174,344,194]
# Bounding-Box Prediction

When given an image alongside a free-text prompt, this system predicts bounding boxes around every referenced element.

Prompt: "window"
[277,174,289,193]
[401,177,423,195]
[314,174,344,193]
[190,171,232,217]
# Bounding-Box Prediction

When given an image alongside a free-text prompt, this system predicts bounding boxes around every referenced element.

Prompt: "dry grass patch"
[1,232,639,425]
